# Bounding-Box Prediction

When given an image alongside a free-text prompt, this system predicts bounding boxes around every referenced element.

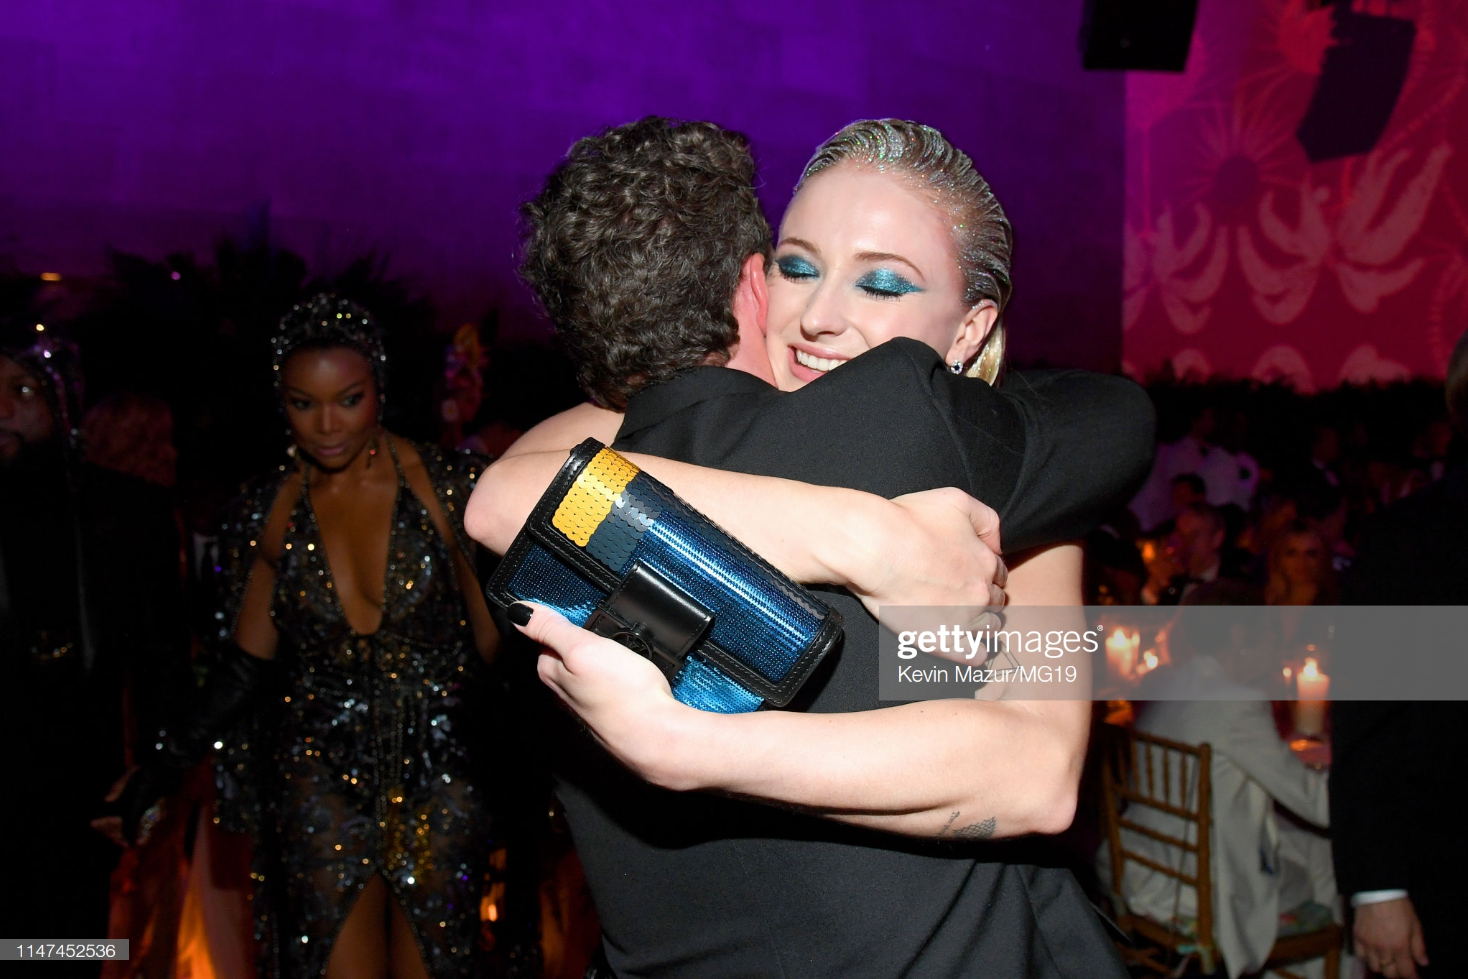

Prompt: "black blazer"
[549,340,1155,979]
[1330,464,1468,969]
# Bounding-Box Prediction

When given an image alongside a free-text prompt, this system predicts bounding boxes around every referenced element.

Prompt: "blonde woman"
[469,118,1152,978]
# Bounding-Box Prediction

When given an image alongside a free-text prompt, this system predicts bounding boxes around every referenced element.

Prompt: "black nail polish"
[507,603,533,627]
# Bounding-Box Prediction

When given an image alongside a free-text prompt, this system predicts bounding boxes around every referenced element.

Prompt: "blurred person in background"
[1200,408,1259,511]
[439,321,522,459]
[438,322,487,451]
[1143,502,1252,605]
[82,392,178,489]
[0,322,188,974]
[1308,425,1341,489]
[1139,530,1183,606]
[1117,582,1341,979]
[1130,404,1221,532]
[1085,535,1146,605]
[1238,493,1300,581]
[1331,329,1468,979]
[1264,520,1337,607]
[1407,417,1455,484]
[1296,481,1353,576]
[1170,472,1207,515]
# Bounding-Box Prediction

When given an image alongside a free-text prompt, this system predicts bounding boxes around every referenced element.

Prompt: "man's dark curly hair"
[520,117,772,409]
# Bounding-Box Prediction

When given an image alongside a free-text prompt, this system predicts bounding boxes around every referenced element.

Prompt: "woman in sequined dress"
[120,295,500,978]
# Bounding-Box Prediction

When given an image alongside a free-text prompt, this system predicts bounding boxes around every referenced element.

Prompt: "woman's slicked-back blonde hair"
[798,119,1013,384]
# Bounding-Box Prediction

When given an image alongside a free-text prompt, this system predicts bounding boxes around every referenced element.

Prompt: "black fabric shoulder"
[616,339,976,496]
[1343,464,1468,605]
[772,339,1021,502]
[996,371,1157,553]
[614,337,1026,511]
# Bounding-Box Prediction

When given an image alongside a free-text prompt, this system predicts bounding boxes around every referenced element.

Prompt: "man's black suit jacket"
[1331,464,1468,976]
[547,339,1154,979]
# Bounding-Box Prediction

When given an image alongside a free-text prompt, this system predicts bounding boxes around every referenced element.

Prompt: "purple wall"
[0,0,1123,369]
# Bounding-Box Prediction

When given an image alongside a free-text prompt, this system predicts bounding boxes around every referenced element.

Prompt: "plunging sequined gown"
[212,441,491,979]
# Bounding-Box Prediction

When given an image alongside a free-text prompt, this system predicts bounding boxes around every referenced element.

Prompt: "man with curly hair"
[519,117,773,411]
[468,117,1148,979]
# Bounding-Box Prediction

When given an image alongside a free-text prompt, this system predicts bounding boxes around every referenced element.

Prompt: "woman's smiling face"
[764,163,993,391]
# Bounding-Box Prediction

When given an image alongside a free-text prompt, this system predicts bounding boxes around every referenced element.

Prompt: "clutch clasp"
[585,562,713,681]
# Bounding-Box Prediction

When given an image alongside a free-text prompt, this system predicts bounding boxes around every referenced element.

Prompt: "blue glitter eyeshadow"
[856,269,922,297]
[776,255,819,280]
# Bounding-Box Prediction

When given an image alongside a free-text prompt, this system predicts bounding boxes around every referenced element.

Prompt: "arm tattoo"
[937,811,997,841]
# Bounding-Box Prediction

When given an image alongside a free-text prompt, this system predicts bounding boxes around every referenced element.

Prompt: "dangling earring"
[285,427,297,459]
[367,427,381,468]
[950,360,964,375]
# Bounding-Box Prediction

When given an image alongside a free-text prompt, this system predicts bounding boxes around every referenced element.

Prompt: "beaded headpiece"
[2,322,85,452]
[270,294,388,412]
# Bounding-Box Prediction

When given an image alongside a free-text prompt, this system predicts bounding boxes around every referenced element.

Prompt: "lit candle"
[1293,657,1331,736]
[1297,657,1330,698]
[1105,627,1137,678]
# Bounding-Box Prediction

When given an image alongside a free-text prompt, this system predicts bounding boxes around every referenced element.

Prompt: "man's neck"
[722,338,776,385]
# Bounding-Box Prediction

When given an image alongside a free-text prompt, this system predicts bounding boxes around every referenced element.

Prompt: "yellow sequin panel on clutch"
[551,448,640,547]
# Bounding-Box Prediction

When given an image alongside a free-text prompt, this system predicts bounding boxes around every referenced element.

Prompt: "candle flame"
[1301,657,1320,679]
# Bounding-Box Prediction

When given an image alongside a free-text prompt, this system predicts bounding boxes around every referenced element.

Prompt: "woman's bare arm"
[465,449,1007,613]
[517,543,1088,839]
[233,477,304,659]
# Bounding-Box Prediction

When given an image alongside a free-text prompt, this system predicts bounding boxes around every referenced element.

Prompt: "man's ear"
[944,301,999,369]
[732,253,769,336]
[725,253,775,384]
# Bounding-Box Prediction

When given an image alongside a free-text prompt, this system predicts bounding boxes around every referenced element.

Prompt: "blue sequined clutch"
[486,439,843,713]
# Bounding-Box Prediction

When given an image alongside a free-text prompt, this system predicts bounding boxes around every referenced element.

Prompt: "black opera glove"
[114,644,276,844]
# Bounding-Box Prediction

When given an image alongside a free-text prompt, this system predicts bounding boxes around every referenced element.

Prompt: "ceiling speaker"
[1296,4,1416,163]
[1080,0,1200,72]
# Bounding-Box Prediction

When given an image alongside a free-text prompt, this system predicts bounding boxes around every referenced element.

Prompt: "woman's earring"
[951,360,964,375]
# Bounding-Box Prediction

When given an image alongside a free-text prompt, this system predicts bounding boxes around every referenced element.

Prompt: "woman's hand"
[844,487,1006,618]
[510,603,696,787]
[90,767,139,847]
[507,598,1084,837]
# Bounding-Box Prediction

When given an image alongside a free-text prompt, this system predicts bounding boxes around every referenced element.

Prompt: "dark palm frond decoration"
[63,238,438,487]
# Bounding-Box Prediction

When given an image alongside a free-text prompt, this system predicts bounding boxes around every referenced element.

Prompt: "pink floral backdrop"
[1123,0,1468,387]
